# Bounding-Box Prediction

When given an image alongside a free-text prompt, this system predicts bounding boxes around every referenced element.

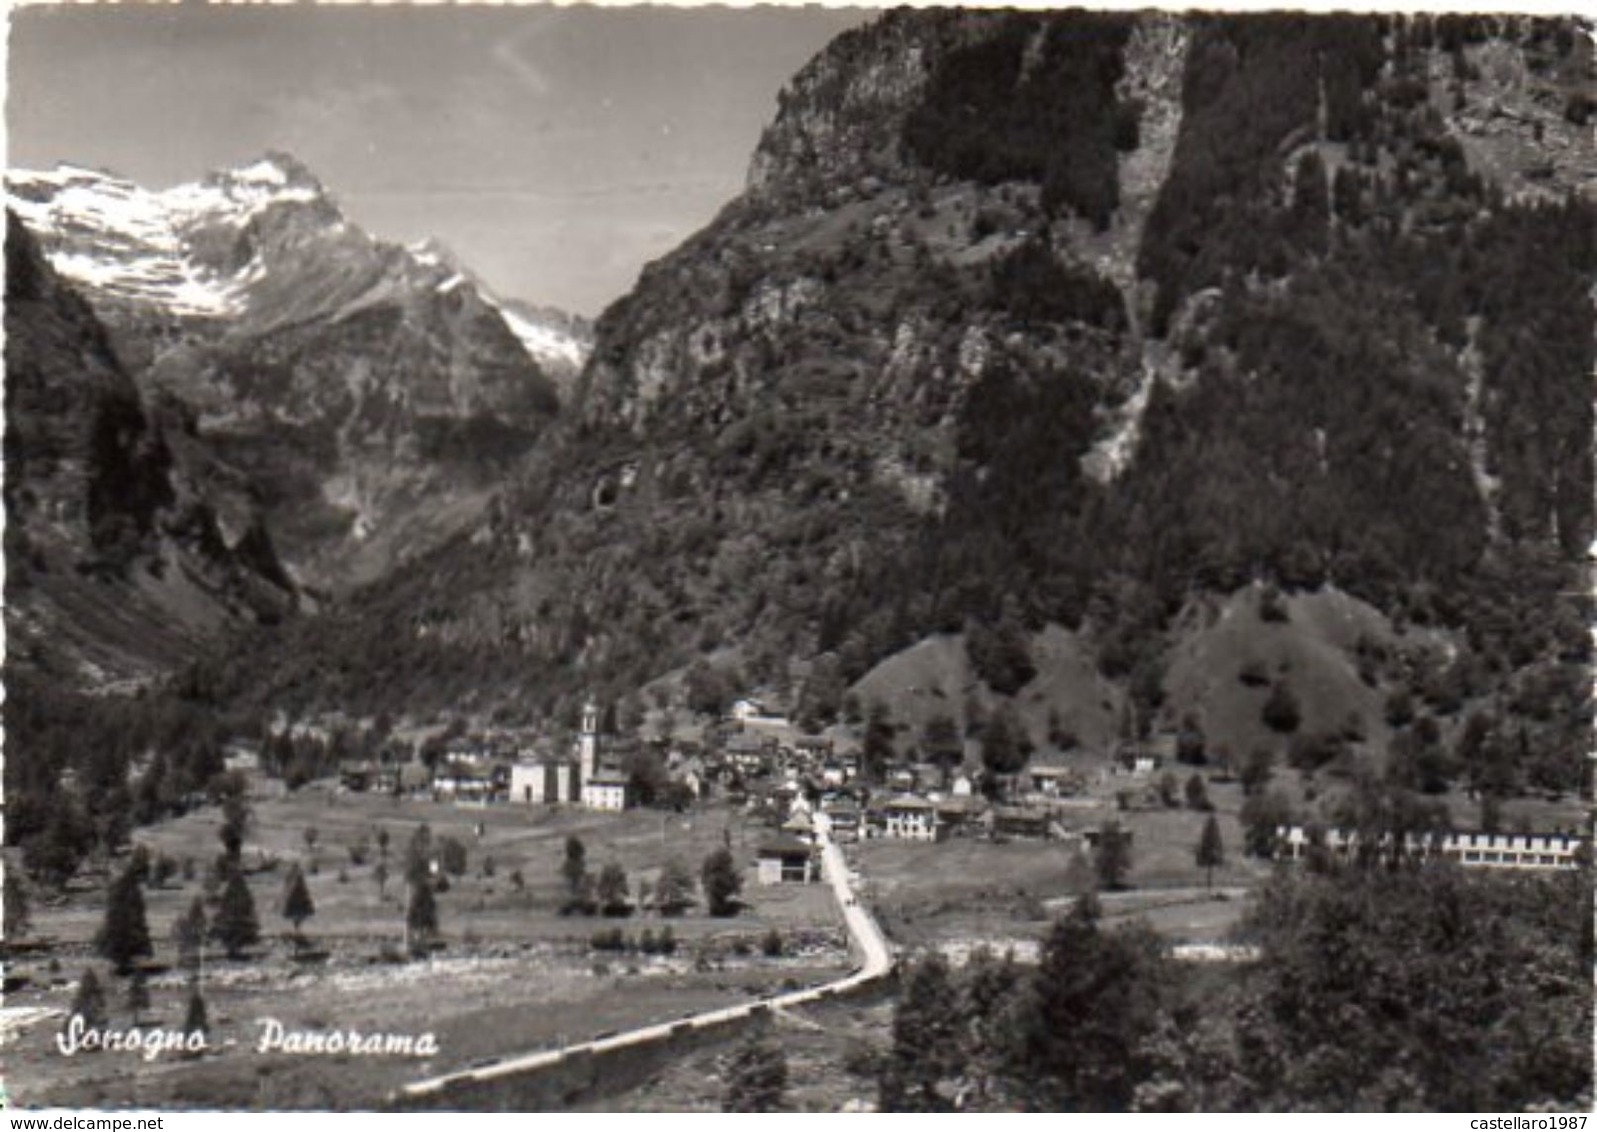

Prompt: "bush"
[761,928,784,957]
[1261,681,1302,734]
[438,837,469,877]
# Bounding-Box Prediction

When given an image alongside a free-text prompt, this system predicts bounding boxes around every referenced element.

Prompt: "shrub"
[1261,681,1302,734]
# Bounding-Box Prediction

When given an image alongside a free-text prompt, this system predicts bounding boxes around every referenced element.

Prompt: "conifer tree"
[879,952,962,1111]
[701,847,742,917]
[724,1034,789,1113]
[172,896,208,976]
[97,864,153,974]
[212,871,260,959]
[70,968,108,1030]
[596,863,630,917]
[655,858,694,915]
[1094,821,1132,892]
[406,874,438,953]
[126,968,151,1027]
[183,984,209,1045]
[1195,814,1225,889]
[281,863,315,940]
[4,868,31,939]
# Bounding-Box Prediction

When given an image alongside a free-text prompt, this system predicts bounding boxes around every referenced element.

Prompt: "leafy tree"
[967,607,1036,696]
[863,700,896,782]
[961,946,1025,1107]
[596,862,630,917]
[375,827,390,860]
[701,847,742,917]
[281,864,315,939]
[1195,814,1224,888]
[23,799,89,890]
[1183,773,1211,812]
[723,1034,788,1113]
[97,864,153,975]
[761,927,784,957]
[980,704,1029,795]
[801,653,847,729]
[1094,822,1133,891]
[1156,771,1181,808]
[1235,867,1592,1109]
[1175,718,1207,765]
[1240,746,1275,796]
[1004,895,1168,1109]
[685,660,734,718]
[438,836,469,877]
[1239,789,1293,857]
[880,951,964,1110]
[70,968,108,1030]
[655,858,695,916]
[212,871,260,960]
[920,713,964,775]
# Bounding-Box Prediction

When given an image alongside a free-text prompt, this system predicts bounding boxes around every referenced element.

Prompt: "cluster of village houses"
[230,695,1586,886]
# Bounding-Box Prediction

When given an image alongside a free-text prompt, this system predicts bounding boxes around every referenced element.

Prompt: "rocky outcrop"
[4,212,297,688]
[9,155,563,592]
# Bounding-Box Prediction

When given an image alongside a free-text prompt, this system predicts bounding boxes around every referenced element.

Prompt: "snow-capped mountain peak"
[403,236,593,378]
[7,155,335,319]
[8,154,591,380]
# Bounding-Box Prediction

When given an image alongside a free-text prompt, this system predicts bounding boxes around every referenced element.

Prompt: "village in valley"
[2,660,1589,1109]
[5,3,1594,1113]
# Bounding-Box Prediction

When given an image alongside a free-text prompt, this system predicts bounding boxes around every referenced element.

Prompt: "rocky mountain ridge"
[4,212,298,689]
[71,13,1596,803]
[8,154,569,593]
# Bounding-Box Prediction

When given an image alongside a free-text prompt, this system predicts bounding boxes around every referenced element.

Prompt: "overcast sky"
[6,4,875,316]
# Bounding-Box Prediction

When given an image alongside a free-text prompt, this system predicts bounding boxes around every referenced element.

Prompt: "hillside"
[179,12,1591,801]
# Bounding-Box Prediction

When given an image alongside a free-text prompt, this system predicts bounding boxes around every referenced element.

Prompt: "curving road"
[396,815,893,1101]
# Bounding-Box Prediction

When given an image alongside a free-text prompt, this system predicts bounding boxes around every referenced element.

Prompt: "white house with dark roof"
[880,794,942,841]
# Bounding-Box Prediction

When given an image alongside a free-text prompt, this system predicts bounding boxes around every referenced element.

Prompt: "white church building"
[511,700,632,811]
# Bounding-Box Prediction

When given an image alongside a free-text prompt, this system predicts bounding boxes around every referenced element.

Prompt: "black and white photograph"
[1,0,1592,1114]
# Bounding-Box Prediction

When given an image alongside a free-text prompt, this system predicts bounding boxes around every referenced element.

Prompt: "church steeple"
[578,699,600,783]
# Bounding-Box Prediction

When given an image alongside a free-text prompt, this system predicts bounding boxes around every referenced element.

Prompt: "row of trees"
[559,836,743,918]
[878,862,1591,1110]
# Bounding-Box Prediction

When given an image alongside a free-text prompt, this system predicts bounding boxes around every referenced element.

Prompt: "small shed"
[756,836,817,885]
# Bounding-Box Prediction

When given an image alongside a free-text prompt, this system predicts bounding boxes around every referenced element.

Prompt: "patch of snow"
[496,305,589,370]
[232,158,290,186]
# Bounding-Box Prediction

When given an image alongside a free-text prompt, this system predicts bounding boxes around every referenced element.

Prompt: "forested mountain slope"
[167,13,1596,798]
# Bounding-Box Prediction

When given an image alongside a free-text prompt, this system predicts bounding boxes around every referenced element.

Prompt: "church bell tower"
[578,699,600,784]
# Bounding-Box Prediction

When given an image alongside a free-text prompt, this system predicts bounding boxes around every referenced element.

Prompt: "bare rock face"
[4,212,297,689]
[8,154,564,593]
[166,12,1594,804]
